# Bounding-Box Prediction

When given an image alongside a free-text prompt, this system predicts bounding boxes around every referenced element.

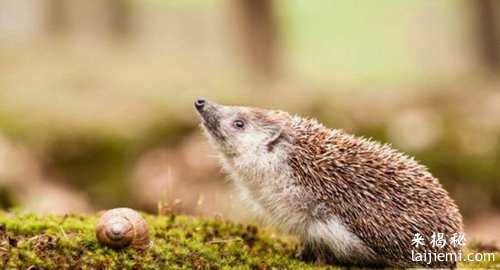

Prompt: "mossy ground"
[0,212,329,269]
[0,212,498,269]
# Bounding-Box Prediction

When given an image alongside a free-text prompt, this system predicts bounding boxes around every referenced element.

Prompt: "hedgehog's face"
[194,99,291,161]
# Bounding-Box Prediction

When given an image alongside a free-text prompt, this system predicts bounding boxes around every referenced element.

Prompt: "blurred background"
[0,0,499,244]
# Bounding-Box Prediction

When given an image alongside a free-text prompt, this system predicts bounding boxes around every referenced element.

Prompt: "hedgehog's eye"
[232,119,245,130]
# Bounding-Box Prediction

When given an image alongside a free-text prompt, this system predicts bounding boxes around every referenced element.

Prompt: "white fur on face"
[233,129,269,158]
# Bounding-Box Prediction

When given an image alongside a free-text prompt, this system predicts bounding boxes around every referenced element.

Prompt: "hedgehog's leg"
[296,241,317,262]
[316,245,346,267]
[297,241,344,266]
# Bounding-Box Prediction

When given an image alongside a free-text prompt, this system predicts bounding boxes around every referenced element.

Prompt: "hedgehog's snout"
[194,98,206,112]
[195,99,225,143]
[194,99,218,122]
[194,98,219,115]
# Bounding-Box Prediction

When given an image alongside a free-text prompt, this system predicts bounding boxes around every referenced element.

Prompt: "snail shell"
[95,208,150,250]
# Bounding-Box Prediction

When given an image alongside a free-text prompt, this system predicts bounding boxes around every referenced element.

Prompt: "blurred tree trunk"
[108,0,133,40]
[45,0,68,35]
[472,0,500,73]
[233,0,280,81]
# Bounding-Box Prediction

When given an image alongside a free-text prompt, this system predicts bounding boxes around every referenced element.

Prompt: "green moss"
[0,212,332,269]
[1,212,498,269]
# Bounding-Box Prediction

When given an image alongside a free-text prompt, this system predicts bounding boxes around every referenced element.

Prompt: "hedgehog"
[194,99,464,268]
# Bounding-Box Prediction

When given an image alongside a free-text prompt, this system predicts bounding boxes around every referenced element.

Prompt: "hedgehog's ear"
[266,127,288,152]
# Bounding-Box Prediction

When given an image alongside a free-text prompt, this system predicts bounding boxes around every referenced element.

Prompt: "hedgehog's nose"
[194,99,206,111]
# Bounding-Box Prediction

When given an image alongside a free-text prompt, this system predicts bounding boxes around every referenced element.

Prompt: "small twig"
[59,226,68,239]
[58,214,69,239]
[26,235,40,243]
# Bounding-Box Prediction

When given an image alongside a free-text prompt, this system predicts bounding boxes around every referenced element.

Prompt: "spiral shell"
[95,208,150,250]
